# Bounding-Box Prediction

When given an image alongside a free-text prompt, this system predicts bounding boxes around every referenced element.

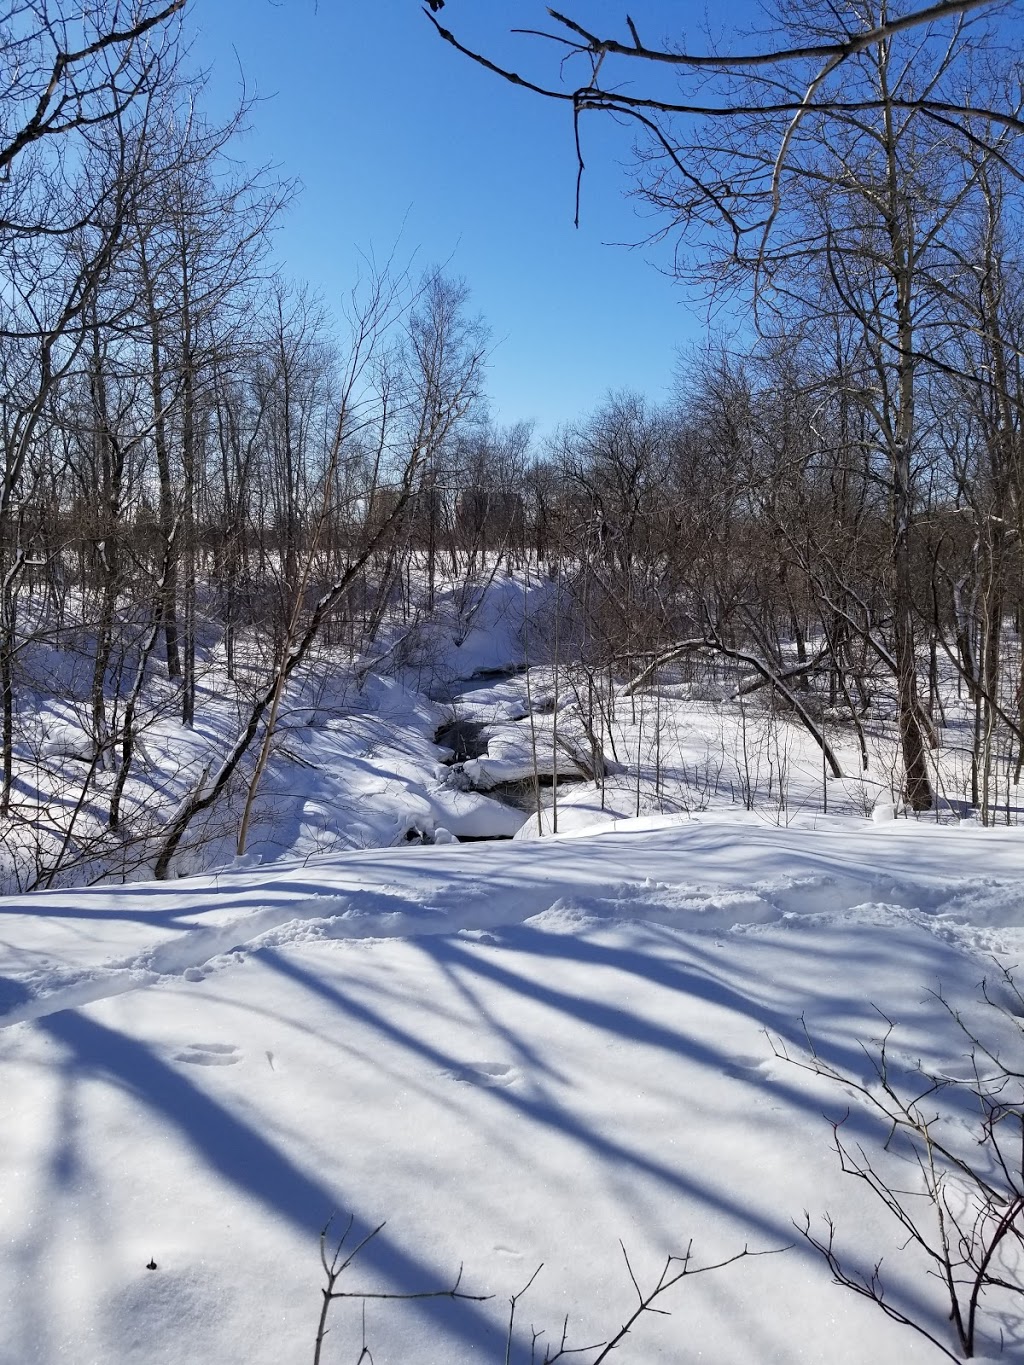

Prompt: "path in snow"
[2,813,1021,1030]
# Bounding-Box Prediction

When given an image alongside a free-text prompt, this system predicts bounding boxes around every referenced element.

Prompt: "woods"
[2,0,1024,888]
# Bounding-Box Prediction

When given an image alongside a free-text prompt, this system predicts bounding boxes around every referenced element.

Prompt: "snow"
[252,672,528,853]
[436,575,548,685]
[3,573,1024,1360]
[8,566,1018,893]
[2,812,1023,1363]
[462,723,586,788]
[0,575,560,890]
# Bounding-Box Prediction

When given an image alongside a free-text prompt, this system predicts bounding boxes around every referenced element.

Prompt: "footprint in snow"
[722,1054,773,1082]
[175,1042,242,1067]
[441,1061,520,1088]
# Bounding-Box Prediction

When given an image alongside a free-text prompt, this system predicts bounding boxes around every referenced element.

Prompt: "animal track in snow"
[441,1061,520,1088]
[175,1042,242,1068]
[721,1054,773,1081]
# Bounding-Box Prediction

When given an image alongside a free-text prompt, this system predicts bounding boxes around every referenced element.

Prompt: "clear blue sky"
[186,1,731,437]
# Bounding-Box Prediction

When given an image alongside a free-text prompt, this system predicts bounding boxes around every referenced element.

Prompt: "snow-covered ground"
[3,811,1023,1363]
[2,573,551,890]
[4,571,1024,1360]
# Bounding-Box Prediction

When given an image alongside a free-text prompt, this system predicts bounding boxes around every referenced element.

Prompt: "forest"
[2,1,1024,893]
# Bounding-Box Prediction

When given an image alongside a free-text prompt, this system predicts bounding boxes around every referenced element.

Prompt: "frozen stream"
[433,670,589,822]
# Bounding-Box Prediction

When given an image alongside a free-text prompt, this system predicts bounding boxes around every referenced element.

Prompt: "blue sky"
[186,1,729,437]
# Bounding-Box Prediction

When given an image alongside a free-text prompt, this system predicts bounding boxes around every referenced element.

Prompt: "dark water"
[433,670,585,834]
[434,718,490,763]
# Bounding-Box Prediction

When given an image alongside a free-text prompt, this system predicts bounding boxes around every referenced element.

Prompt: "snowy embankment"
[2,812,1023,1363]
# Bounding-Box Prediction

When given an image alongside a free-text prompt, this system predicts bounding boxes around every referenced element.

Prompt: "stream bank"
[433,670,589,831]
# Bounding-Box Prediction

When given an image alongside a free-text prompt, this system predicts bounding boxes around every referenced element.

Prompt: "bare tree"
[0,1,186,199]
[0,6,187,816]
[426,0,1024,810]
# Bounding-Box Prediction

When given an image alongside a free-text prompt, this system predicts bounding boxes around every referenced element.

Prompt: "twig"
[313,1216,492,1365]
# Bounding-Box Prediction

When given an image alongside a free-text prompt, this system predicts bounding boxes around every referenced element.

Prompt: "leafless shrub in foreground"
[771,972,1024,1359]
[312,1215,783,1363]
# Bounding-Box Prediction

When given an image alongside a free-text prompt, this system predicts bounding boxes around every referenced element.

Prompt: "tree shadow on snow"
[25,1005,501,1357]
